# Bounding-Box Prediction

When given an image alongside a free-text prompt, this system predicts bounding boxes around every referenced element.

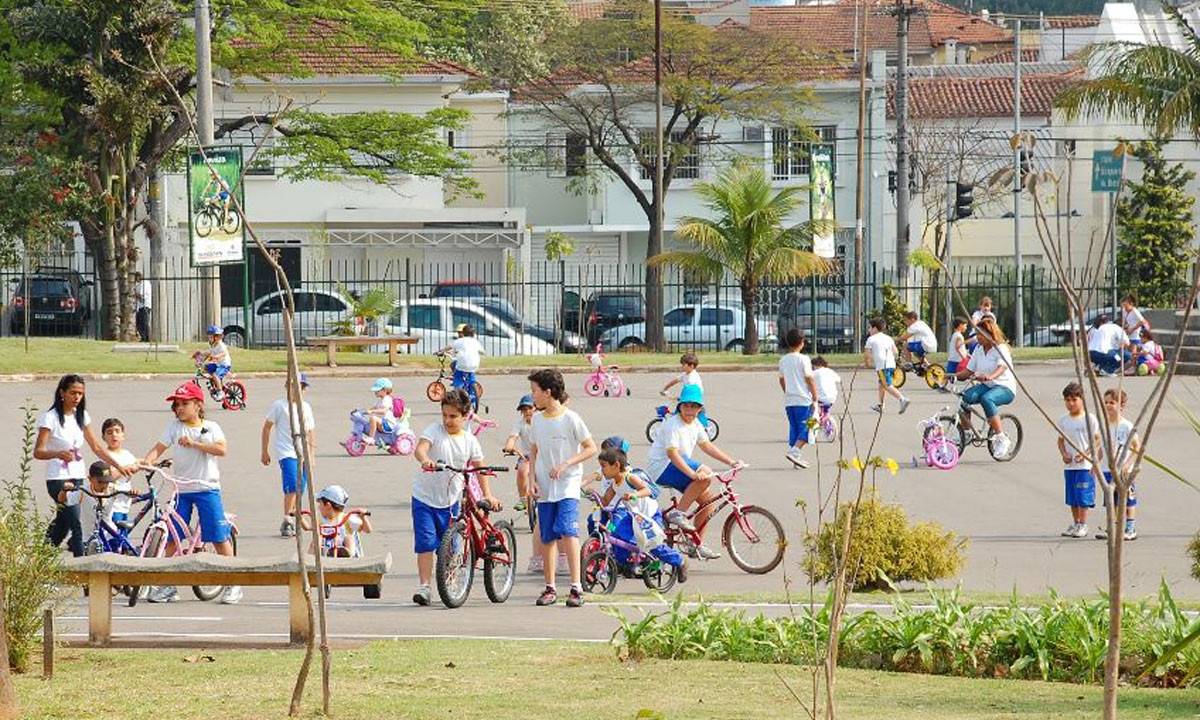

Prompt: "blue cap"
[677,383,704,407]
[298,373,310,387]
[602,435,630,454]
[370,378,392,392]
[206,324,223,335]
[516,394,534,409]
[317,485,349,507]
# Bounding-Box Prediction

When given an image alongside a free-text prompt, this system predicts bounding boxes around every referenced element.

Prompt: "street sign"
[1092,149,1123,193]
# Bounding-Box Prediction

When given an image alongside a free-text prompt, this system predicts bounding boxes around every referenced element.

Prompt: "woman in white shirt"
[954,318,1017,454]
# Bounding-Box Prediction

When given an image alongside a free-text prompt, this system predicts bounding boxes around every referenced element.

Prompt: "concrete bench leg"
[87,573,112,647]
[388,342,397,367]
[288,575,311,646]
[326,343,337,368]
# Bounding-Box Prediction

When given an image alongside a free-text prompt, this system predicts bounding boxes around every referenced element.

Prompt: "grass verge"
[13,639,1198,719]
[0,338,1076,376]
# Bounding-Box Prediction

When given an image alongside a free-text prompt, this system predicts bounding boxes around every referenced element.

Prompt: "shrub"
[871,283,909,338]
[804,493,966,591]
[1,405,64,672]
[1188,530,1200,581]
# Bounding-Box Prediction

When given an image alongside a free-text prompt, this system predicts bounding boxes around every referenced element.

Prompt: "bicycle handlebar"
[432,461,509,474]
[77,486,145,501]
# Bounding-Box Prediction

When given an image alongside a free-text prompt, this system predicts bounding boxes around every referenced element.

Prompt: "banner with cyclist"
[187,147,245,266]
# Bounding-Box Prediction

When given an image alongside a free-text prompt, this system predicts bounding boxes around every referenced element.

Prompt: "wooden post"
[287,574,310,646]
[87,573,112,647]
[0,580,18,720]
[42,608,53,680]
[387,339,397,367]
[326,342,337,368]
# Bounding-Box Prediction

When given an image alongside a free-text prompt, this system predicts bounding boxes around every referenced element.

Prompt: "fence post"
[42,607,53,680]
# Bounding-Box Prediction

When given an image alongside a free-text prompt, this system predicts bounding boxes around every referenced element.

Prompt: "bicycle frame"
[138,466,236,557]
[664,463,758,543]
[299,508,370,558]
[436,463,512,567]
[80,486,150,555]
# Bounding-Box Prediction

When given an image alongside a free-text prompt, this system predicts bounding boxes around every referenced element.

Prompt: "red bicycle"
[663,462,785,575]
[433,462,515,608]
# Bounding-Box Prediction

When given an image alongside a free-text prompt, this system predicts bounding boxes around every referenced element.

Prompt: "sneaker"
[1070,524,1089,538]
[566,588,585,608]
[527,555,545,574]
[412,585,431,606]
[1123,526,1138,541]
[695,544,721,560]
[785,447,809,469]
[1061,523,1079,537]
[219,585,243,605]
[1095,528,1108,540]
[513,500,526,512]
[898,398,911,415]
[556,552,569,574]
[870,403,883,414]
[990,433,1010,458]
[536,586,558,606]
[279,518,295,538]
[664,509,696,533]
[147,586,179,604]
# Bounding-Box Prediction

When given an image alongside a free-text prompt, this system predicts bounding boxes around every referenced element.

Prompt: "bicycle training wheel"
[426,380,446,403]
[987,414,1024,462]
[924,364,947,390]
[483,521,517,604]
[435,519,475,608]
[581,549,618,595]
[645,418,663,444]
[723,505,785,575]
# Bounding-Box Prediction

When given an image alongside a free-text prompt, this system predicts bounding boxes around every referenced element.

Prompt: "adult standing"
[134,272,152,342]
[955,317,1017,457]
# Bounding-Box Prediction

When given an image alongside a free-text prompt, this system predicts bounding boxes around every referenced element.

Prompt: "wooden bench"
[64,552,391,646]
[305,334,419,368]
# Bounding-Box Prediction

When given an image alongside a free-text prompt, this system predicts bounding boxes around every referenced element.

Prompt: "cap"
[516,394,534,409]
[206,324,223,336]
[677,383,704,407]
[456,323,469,334]
[88,461,111,479]
[370,377,393,392]
[166,382,206,403]
[298,372,310,387]
[602,436,630,454]
[317,485,349,507]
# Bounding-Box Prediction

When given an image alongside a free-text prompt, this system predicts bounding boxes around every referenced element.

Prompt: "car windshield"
[795,298,849,315]
[595,294,642,316]
[19,279,72,297]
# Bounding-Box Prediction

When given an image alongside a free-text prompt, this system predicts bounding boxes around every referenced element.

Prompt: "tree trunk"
[1103,482,1129,720]
[0,580,18,720]
[740,279,759,355]
[645,213,666,352]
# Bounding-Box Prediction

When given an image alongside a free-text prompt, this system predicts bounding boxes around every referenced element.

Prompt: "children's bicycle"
[662,462,785,575]
[78,483,151,598]
[466,410,497,438]
[898,352,948,390]
[813,405,837,443]
[645,404,719,443]
[926,382,1024,462]
[190,352,247,410]
[427,352,484,410]
[917,411,960,470]
[502,448,537,533]
[127,464,240,607]
[579,492,679,594]
[432,462,515,608]
[298,508,381,599]
[342,400,416,457]
[584,344,630,398]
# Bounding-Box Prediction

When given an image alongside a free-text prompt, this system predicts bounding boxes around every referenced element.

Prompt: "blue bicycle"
[79,485,151,558]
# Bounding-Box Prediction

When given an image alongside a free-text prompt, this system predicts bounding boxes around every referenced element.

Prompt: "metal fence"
[1,251,1126,355]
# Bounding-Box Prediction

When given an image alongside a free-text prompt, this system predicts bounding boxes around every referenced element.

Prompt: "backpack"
[391,396,406,419]
[629,468,660,500]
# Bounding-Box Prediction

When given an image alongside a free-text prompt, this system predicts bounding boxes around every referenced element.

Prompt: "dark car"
[776,291,856,353]
[428,280,488,299]
[582,290,645,346]
[9,268,93,336]
[472,297,586,353]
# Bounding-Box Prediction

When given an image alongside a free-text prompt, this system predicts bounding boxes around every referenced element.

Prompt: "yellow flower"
[885,458,900,476]
[850,457,865,472]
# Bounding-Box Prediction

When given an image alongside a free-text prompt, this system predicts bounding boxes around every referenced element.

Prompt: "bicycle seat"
[116,520,134,532]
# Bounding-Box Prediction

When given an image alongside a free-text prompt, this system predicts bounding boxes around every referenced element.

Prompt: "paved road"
[4,362,1198,643]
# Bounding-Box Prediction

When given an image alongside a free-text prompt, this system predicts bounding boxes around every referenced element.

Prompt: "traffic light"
[954,181,973,220]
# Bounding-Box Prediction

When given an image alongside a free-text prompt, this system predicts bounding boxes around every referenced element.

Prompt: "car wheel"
[618,337,643,350]
[223,327,246,348]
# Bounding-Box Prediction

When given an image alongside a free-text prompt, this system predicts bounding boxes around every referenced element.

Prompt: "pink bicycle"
[918,411,960,470]
[584,343,630,398]
[466,410,496,437]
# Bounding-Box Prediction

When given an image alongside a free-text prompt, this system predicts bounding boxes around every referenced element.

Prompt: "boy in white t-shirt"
[1056,382,1102,539]
[1097,388,1140,541]
[201,325,232,400]
[660,352,711,429]
[98,418,138,526]
[261,373,316,538]
[778,329,819,469]
[527,368,597,608]
[863,318,910,414]
[898,311,939,365]
[442,324,485,410]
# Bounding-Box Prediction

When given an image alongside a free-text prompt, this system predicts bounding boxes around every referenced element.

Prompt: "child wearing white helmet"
[200,324,232,400]
[363,378,396,445]
[310,484,372,557]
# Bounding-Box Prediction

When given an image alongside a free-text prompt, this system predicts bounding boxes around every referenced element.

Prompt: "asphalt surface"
[5,361,1199,644]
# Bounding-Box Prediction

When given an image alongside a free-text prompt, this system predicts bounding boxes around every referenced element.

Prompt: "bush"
[870,283,909,338]
[1,405,64,672]
[1188,530,1200,582]
[804,493,966,591]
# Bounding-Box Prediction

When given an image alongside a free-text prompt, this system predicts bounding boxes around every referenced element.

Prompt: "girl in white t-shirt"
[33,374,132,557]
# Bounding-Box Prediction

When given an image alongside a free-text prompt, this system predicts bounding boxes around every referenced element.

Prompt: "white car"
[599,302,776,352]
[385,298,555,356]
[219,288,352,347]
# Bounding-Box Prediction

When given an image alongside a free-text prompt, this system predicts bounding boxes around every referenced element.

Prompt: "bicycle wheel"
[924,364,947,390]
[128,525,165,607]
[426,380,446,403]
[892,367,908,389]
[645,418,663,444]
[988,414,1024,462]
[927,437,960,470]
[925,415,964,454]
[723,505,785,575]
[585,379,604,397]
[641,560,679,593]
[222,380,247,411]
[704,418,720,442]
[609,376,626,398]
[435,519,475,608]
[193,532,237,601]
[195,210,215,238]
[581,549,618,595]
[483,521,517,604]
[220,211,242,235]
[818,416,838,443]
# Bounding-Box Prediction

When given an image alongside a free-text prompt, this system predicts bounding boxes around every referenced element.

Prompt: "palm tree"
[649,162,831,355]
[1057,5,1200,138]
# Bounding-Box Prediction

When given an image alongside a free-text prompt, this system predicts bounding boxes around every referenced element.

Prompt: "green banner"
[809,144,835,258]
[187,147,245,266]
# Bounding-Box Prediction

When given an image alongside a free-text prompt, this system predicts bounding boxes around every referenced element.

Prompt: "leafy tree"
[0,0,472,339]
[506,0,823,351]
[464,0,567,90]
[649,163,828,355]
[1116,140,1196,308]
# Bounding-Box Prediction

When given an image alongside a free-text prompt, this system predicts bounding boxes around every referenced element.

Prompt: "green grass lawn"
[0,338,1076,376]
[12,639,1197,719]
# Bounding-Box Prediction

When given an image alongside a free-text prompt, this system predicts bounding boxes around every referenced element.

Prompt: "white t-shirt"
[865,332,896,370]
[1122,307,1145,338]
[530,409,592,502]
[1141,340,1161,361]
[966,343,1016,391]
[138,279,152,310]
[678,369,703,392]
[373,394,397,422]
[206,340,231,368]
[508,414,533,455]
[106,448,138,517]
[950,331,969,363]
[413,422,483,509]
[970,309,995,326]
[812,367,842,406]
[1058,412,1100,470]
[452,336,483,372]
[1086,326,1104,353]
[159,419,225,492]
[265,398,315,460]
[778,352,815,406]
[906,320,938,353]
[39,408,90,482]
[1100,322,1127,352]
[646,413,708,482]
[1110,417,1135,469]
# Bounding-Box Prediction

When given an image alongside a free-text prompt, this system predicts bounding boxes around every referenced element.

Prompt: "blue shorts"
[171,490,232,544]
[906,340,927,358]
[1064,468,1096,509]
[1101,472,1137,507]
[111,512,128,525]
[656,457,702,493]
[537,498,579,544]
[279,457,309,496]
[877,368,895,387]
[785,404,813,446]
[204,363,230,378]
[412,497,459,554]
[946,360,960,374]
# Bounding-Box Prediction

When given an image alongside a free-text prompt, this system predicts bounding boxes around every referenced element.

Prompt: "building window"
[639,129,699,181]
[218,118,275,176]
[771,125,836,180]
[547,132,588,178]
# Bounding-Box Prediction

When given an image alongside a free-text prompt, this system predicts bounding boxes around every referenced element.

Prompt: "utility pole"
[650,0,665,352]
[852,0,871,352]
[893,0,915,287]
[148,171,167,343]
[195,0,220,338]
[1012,19,1024,346]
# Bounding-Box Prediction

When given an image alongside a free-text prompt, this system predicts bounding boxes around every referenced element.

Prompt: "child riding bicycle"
[306,485,372,557]
[439,324,484,410]
[199,325,232,401]
[898,311,938,365]
[594,445,685,576]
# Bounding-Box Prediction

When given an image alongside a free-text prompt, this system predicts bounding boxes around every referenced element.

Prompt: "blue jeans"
[451,366,478,407]
[960,383,1014,419]
[1089,350,1120,375]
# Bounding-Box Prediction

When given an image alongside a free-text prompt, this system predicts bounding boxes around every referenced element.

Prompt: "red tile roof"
[978,47,1040,63]
[888,68,1082,119]
[567,0,611,21]
[1045,15,1101,29]
[916,0,1011,45]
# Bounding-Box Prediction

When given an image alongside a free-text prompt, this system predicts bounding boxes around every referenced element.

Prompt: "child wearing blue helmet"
[200,325,232,400]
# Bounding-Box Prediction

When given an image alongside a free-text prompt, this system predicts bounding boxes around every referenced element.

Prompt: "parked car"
[8,267,93,336]
[471,297,586,353]
[776,291,856,352]
[386,298,555,356]
[582,290,645,345]
[219,288,352,347]
[1024,306,1119,347]
[426,280,488,299]
[599,301,775,352]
